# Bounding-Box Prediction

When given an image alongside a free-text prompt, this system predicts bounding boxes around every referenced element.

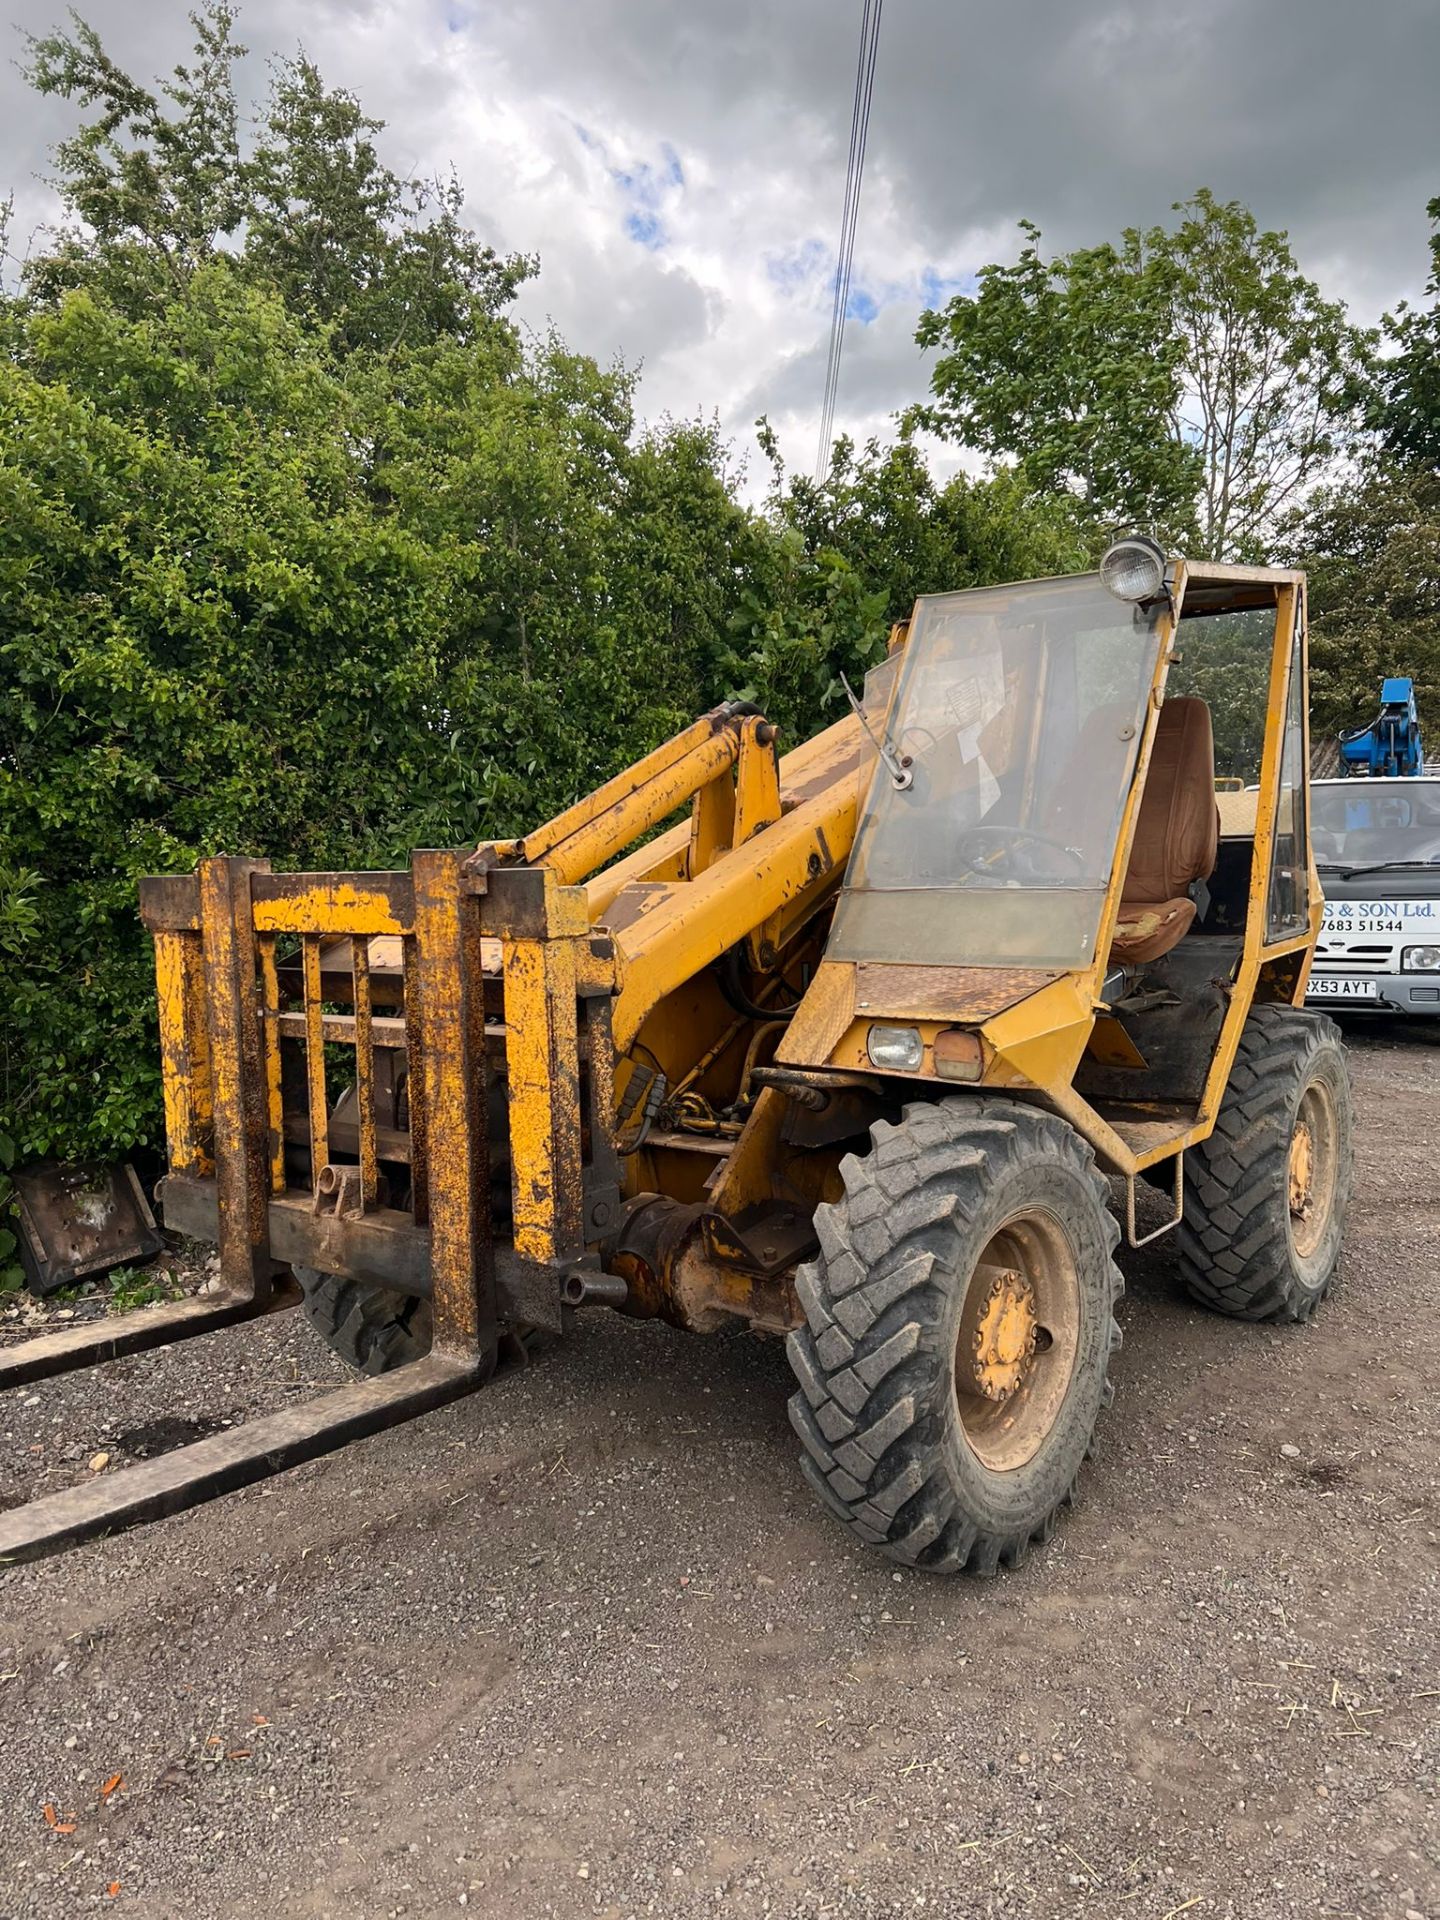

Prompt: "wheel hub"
[1289,1118,1315,1219]
[970,1268,1038,1401]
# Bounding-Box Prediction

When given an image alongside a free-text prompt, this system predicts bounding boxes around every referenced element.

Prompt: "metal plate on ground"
[14,1161,163,1296]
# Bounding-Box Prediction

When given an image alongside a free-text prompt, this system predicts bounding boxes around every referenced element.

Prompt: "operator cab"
[828,547,1313,1125]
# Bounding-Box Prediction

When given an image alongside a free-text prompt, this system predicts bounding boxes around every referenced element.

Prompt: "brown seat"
[1110,697,1219,965]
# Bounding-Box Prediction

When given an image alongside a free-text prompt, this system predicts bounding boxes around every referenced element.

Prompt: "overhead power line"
[815,0,884,483]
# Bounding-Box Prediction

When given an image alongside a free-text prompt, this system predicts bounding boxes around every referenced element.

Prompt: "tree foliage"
[913,221,1195,542]
[0,262,782,1160]
[915,192,1372,559]
[1375,195,1440,470]
[19,3,533,341]
[769,431,1090,617]
[1295,461,1440,741]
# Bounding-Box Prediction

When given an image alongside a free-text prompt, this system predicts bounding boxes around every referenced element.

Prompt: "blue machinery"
[1339,677,1425,778]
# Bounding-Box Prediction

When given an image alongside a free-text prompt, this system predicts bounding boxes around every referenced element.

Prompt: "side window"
[1165,606,1273,787]
[1267,616,1310,938]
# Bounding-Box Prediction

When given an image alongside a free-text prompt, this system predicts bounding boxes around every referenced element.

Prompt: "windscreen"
[1311,780,1440,872]
[830,576,1164,968]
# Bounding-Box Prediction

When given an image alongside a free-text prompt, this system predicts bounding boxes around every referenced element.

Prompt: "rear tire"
[295,1269,432,1375]
[1177,1004,1352,1321]
[786,1098,1123,1575]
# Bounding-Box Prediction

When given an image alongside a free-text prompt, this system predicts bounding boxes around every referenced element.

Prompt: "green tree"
[245,55,533,352]
[762,427,1089,623]
[1294,460,1440,741]
[915,192,1371,559]
[1160,192,1371,559]
[1375,194,1440,469]
[912,221,1195,542]
[0,263,770,1163]
[19,3,533,342]
[21,3,250,308]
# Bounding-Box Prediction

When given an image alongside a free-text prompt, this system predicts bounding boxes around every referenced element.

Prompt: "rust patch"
[852,963,1059,1023]
[777,961,857,1066]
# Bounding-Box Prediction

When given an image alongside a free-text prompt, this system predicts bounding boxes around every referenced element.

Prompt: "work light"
[1100,533,1167,603]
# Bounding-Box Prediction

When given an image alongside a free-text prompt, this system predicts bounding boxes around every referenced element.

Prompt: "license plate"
[1308,976,1378,1000]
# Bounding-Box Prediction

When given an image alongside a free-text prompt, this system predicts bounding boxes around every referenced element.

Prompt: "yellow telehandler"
[0,537,1352,1573]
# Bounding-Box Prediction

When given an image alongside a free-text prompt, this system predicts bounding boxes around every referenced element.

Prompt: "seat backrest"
[1123,697,1219,905]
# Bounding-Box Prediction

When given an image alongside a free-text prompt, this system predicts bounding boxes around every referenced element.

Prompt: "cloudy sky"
[3,0,1438,490]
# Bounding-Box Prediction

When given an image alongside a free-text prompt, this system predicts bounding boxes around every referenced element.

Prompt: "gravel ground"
[0,1019,1436,1920]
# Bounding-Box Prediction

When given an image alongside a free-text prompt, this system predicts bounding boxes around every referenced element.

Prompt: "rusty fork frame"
[0,852,510,1567]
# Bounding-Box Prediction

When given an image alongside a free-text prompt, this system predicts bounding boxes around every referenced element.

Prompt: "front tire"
[295,1269,432,1375]
[786,1098,1123,1575]
[1177,1005,1352,1321]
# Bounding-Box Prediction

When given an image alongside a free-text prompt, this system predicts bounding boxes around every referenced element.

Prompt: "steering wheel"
[954,823,1086,879]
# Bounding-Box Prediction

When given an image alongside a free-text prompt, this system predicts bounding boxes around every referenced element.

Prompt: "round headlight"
[1402,944,1440,971]
[1100,533,1167,603]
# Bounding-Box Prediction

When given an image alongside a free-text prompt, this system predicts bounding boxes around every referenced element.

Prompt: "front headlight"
[1402,945,1440,971]
[866,1024,924,1072]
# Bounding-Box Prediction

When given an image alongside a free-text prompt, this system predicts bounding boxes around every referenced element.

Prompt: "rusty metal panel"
[14,1161,162,1296]
[153,931,212,1175]
[777,961,857,1066]
[139,872,201,933]
[410,849,496,1361]
[579,989,622,1242]
[402,935,431,1226]
[596,880,682,937]
[485,867,590,1283]
[162,1176,553,1328]
[249,871,414,935]
[352,941,379,1209]
[501,932,584,1268]
[257,935,286,1194]
[853,963,1059,1023]
[196,857,276,1297]
[301,934,329,1178]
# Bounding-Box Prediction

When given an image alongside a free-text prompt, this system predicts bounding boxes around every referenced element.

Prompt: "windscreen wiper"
[839,672,913,790]
[1319,858,1440,880]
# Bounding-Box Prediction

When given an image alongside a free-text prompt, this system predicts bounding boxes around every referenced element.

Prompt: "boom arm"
[470,699,873,1051]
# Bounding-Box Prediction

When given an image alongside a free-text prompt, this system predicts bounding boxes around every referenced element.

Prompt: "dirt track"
[1,1020,1437,1920]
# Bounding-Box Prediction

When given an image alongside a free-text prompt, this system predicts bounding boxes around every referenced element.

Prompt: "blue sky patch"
[919,266,975,310]
[625,208,666,250]
[764,238,830,295]
[572,125,684,252]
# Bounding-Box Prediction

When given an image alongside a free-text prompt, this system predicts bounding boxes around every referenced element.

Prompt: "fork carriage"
[147,851,623,1354]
